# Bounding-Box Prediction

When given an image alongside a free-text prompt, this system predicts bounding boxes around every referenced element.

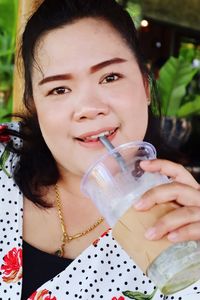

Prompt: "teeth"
[84,129,115,141]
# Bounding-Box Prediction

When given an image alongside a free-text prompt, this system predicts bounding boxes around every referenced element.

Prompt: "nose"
[73,93,110,122]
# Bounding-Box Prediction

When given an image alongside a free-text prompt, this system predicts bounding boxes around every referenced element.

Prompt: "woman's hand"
[134,159,200,243]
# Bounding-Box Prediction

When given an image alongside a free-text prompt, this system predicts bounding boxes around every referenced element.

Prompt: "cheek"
[126,105,148,141]
[34,103,76,167]
[118,87,149,140]
[34,105,64,161]
[34,97,71,136]
[36,107,55,139]
[115,82,147,109]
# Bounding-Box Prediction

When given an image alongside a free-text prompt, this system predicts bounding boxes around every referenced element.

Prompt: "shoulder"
[0,121,22,209]
[0,121,21,143]
[0,122,22,178]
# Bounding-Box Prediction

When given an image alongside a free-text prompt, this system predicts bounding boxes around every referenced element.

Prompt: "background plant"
[0,0,18,122]
[156,43,200,118]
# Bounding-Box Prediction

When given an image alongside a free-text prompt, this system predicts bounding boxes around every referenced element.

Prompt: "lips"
[76,127,118,143]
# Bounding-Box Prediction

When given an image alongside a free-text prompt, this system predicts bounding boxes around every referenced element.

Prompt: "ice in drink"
[112,204,200,294]
[81,141,200,295]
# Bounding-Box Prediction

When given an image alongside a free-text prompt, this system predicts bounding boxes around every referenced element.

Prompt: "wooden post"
[13,0,43,113]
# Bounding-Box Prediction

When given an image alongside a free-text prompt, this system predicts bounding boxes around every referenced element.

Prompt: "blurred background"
[0,0,200,180]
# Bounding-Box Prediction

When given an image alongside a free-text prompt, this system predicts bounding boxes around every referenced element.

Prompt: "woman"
[0,0,200,299]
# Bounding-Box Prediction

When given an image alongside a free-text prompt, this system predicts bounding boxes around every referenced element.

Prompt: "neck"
[58,170,88,201]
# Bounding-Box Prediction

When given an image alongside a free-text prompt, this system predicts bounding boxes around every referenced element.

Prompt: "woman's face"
[32,18,149,177]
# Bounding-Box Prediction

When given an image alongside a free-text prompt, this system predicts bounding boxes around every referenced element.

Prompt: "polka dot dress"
[0,123,200,300]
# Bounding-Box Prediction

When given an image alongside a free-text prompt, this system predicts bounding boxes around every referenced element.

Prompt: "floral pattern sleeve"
[29,289,57,300]
[1,247,22,283]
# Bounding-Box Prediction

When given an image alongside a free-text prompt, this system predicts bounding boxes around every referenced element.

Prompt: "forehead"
[34,17,135,73]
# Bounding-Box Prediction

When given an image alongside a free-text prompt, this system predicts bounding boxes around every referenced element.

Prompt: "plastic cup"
[81,141,200,294]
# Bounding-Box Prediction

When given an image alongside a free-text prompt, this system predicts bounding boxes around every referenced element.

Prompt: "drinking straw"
[99,136,127,171]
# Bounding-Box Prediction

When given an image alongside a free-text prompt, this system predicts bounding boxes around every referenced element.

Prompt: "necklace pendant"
[55,248,64,257]
[55,184,104,256]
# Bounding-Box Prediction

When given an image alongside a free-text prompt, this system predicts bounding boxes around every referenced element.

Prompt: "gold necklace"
[54,183,104,257]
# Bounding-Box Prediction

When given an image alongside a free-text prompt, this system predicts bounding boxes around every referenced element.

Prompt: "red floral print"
[112,297,125,300]
[1,247,22,283]
[29,289,57,300]
[0,125,10,143]
[93,228,112,246]
[101,227,112,238]
[93,238,100,246]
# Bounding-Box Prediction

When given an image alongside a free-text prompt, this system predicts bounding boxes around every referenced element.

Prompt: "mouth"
[76,127,118,143]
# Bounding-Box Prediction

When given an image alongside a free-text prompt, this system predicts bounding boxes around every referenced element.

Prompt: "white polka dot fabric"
[0,123,200,300]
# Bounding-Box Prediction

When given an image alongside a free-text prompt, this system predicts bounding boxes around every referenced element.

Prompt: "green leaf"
[0,147,11,177]
[126,3,142,28]
[157,56,199,116]
[123,291,144,299]
[179,44,196,63]
[122,288,157,299]
[177,95,200,117]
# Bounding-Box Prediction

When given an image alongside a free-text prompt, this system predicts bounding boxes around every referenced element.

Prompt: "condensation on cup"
[81,141,200,295]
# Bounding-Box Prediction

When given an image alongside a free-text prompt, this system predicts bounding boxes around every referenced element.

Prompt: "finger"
[167,222,200,242]
[144,206,200,240]
[134,181,200,210]
[140,159,200,189]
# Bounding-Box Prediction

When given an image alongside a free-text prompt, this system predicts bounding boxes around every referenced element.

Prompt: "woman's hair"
[22,0,149,110]
[4,0,161,206]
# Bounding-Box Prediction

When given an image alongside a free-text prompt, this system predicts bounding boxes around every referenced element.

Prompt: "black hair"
[2,0,161,206]
[22,0,149,109]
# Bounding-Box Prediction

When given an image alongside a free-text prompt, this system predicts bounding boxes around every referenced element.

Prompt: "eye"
[48,86,71,95]
[101,73,122,84]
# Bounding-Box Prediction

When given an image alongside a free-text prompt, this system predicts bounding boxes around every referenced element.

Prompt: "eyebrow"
[38,57,127,85]
[90,57,127,73]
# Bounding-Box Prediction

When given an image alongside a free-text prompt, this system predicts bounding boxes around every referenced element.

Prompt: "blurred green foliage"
[156,43,200,117]
[117,0,142,28]
[126,2,142,28]
[0,0,18,122]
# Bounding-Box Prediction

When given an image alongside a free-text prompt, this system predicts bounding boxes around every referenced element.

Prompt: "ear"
[142,74,151,104]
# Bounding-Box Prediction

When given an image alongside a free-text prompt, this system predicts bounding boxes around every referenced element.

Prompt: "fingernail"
[134,200,146,210]
[168,232,178,242]
[145,227,157,240]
